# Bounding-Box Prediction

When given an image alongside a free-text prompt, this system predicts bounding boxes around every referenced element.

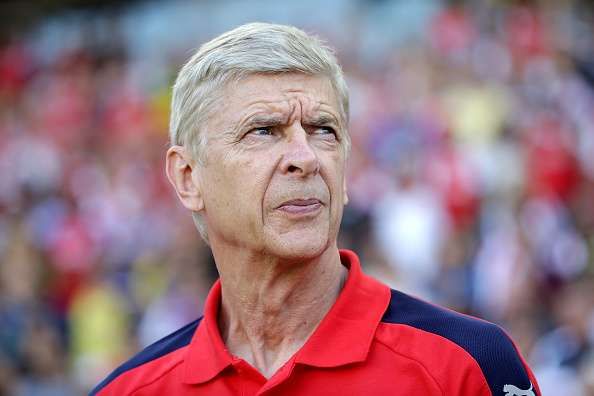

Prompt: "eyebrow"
[305,114,339,126]
[238,112,340,134]
[243,114,286,128]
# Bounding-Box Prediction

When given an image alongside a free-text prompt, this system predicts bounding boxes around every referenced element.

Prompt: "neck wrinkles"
[214,247,347,377]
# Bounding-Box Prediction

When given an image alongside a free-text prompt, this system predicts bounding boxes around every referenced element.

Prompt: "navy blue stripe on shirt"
[381,289,533,395]
[89,317,202,396]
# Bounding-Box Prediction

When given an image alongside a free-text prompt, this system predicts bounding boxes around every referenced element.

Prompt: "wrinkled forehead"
[211,73,343,129]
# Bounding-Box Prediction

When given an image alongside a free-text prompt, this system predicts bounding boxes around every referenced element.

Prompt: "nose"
[279,124,320,177]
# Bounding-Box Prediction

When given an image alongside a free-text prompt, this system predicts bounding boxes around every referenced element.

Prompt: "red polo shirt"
[91,250,541,395]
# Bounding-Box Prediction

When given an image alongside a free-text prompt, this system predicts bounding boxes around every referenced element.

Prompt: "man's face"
[198,73,348,259]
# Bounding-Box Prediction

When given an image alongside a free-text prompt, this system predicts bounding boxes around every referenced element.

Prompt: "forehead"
[212,73,341,128]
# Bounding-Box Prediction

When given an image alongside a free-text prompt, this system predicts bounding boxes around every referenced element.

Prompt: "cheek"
[213,158,269,215]
[324,159,346,201]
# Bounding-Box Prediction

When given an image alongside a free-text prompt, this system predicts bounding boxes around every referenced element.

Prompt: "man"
[91,23,541,395]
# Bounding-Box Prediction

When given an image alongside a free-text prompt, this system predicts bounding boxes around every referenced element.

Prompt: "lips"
[278,198,321,208]
[276,198,323,215]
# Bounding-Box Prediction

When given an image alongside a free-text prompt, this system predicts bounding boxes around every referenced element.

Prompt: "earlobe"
[165,146,204,212]
[342,177,349,206]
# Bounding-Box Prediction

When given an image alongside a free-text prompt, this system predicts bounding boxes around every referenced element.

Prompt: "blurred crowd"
[1,0,593,394]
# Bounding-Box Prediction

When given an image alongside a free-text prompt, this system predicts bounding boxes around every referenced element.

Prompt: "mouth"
[276,198,323,215]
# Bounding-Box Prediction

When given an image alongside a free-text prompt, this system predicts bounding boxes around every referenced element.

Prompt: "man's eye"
[314,126,337,138]
[248,127,274,136]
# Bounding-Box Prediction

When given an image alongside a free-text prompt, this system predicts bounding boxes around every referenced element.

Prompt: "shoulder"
[379,288,540,396]
[89,317,202,396]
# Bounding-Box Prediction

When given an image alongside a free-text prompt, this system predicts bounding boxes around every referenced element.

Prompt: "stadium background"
[1,0,593,394]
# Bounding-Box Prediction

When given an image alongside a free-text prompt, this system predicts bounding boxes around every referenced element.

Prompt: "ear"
[165,146,204,212]
[342,175,349,206]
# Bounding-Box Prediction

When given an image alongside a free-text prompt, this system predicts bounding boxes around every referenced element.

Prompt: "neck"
[213,246,347,378]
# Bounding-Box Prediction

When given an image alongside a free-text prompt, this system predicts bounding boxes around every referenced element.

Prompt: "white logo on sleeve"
[503,383,535,396]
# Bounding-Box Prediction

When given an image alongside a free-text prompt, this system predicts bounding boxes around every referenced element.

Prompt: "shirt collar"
[182,249,391,384]
[182,280,233,384]
[294,249,391,367]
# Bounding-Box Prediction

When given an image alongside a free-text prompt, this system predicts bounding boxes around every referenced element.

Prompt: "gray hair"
[169,22,350,242]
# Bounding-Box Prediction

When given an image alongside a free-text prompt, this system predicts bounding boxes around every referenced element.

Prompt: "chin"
[265,234,330,262]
